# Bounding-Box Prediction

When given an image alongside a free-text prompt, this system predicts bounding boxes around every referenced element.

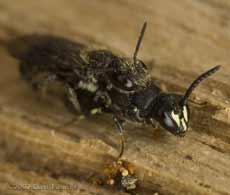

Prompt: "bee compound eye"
[164,112,174,128]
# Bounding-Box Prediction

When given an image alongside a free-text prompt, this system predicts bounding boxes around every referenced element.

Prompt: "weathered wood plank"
[0,0,229,195]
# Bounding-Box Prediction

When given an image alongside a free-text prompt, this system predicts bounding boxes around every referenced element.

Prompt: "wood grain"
[0,0,229,194]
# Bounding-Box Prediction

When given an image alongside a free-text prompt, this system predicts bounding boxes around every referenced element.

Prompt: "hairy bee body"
[12,35,157,122]
[9,23,220,158]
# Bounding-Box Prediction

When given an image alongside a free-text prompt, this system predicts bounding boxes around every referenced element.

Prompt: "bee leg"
[58,84,84,128]
[65,84,81,113]
[113,116,125,159]
[31,73,57,99]
[149,118,160,130]
[94,90,112,108]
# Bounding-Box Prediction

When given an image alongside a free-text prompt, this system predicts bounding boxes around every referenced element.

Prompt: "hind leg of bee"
[64,85,102,117]
[57,85,85,129]
[65,84,81,112]
[113,116,125,159]
[30,73,57,99]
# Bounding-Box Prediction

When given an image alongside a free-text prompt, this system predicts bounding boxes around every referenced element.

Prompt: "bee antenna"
[133,21,147,65]
[179,65,221,106]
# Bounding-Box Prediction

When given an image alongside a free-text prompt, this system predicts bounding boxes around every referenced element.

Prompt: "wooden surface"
[0,0,230,195]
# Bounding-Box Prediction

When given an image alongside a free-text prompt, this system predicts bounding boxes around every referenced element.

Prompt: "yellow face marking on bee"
[170,109,188,131]
[181,118,187,131]
[183,106,188,122]
[171,111,180,127]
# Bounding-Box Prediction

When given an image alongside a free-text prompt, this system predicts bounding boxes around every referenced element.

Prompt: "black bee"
[8,22,220,158]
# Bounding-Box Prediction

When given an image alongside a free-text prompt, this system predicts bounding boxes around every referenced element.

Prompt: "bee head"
[148,65,220,136]
[131,22,220,136]
[149,94,189,136]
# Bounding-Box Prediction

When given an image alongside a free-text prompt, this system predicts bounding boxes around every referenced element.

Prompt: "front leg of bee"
[113,116,125,159]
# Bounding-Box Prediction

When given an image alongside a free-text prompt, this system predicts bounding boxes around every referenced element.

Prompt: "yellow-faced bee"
[8,22,220,159]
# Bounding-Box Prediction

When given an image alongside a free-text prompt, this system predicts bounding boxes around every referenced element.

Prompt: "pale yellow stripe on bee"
[171,111,180,127]
[183,106,188,122]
